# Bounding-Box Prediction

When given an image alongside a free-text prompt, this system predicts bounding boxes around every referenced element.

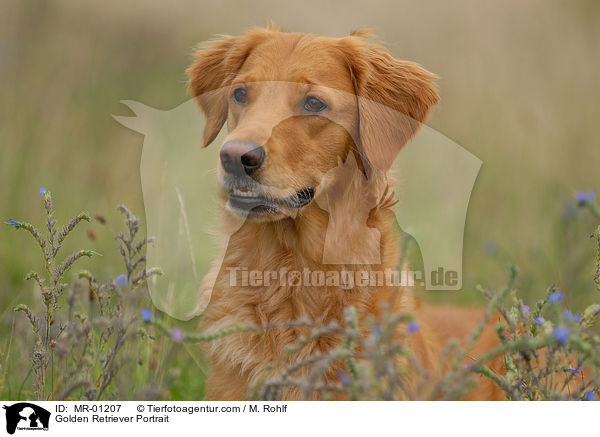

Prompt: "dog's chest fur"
[200,206,400,389]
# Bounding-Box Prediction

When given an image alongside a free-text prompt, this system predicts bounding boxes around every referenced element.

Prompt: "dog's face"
[187,27,439,221]
[217,37,360,220]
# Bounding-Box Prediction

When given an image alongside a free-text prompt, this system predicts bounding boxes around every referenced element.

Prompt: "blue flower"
[482,239,498,256]
[585,390,596,401]
[141,308,152,322]
[533,317,545,326]
[522,305,530,317]
[336,369,351,387]
[7,219,20,227]
[371,326,382,338]
[408,321,420,334]
[115,273,127,287]
[552,326,570,345]
[39,187,47,196]
[516,380,526,392]
[566,367,581,376]
[170,328,184,343]
[548,290,564,304]
[576,190,596,206]
[564,310,581,322]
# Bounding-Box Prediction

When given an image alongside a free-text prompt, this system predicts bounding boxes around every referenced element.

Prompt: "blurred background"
[1,0,599,398]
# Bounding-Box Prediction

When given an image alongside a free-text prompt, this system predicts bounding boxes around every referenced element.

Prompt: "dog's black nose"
[220,140,265,175]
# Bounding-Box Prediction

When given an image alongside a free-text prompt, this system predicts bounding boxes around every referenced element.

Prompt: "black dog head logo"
[3,403,50,435]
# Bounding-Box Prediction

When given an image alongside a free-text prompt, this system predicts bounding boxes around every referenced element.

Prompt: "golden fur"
[187,24,503,400]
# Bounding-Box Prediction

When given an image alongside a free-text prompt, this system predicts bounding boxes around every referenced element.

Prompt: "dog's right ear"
[186,36,239,147]
[186,30,268,147]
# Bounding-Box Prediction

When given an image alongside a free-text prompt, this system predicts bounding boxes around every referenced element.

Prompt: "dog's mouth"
[226,186,315,217]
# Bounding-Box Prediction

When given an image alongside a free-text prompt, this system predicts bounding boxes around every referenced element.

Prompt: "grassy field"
[1,0,600,399]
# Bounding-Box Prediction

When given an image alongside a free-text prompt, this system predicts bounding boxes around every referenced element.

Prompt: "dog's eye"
[232,88,248,105]
[304,96,327,113]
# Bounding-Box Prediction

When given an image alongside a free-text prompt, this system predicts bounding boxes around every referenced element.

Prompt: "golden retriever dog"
[187,23,503,400]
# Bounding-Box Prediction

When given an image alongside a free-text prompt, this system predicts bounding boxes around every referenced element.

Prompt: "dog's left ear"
[186,29,270,147]
[339,36,440,175]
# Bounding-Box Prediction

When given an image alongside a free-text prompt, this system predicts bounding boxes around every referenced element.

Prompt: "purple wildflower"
[534,317,544,325]
[564,310,581,322]
[576,190,596,206]
[141,308,152,322]
[337,369,351,387]
[482,239,498,256]
[115,273,127,287]
[522,305,530,317]
[552,326,570,345]
[408,321,420,333]
[170,328,184,343]
[548,290,564,304]
[585,390,596,401]
[371,326,382,337]
[39,187,47,196]
[7,219,20,227]
[516,380,526,392]
[566,367,581,376]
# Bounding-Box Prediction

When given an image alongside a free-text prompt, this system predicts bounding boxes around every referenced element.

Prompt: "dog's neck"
[221,182,398,272]
[205,178,413,338]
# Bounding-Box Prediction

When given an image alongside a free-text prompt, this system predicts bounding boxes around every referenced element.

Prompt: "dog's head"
[187,25,439,221]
